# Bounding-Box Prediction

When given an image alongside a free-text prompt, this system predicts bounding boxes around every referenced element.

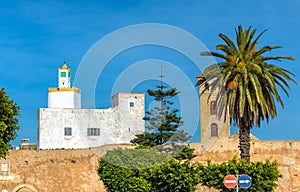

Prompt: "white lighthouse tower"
[47,62,81,108]
[58,61,71,88]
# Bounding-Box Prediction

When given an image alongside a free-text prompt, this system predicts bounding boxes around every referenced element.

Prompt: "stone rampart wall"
[0,141,299,192]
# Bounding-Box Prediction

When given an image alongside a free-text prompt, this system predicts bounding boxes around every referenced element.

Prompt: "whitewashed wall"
[38,93,144,149]
[48,91,81,109]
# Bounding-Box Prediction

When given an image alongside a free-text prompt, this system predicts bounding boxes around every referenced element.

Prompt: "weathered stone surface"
[191,140,300,192]
[0,141,299,192]
[0,149,104,192]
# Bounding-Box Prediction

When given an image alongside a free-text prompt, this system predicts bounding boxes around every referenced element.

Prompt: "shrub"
[198,157,282,191]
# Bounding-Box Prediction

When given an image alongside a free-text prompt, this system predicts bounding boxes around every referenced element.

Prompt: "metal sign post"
[236,174,239,192]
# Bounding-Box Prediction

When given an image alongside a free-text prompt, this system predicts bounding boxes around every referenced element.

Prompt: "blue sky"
[0,0,299,146]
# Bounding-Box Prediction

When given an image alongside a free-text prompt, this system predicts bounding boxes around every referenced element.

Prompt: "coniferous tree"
[131,72,194,159]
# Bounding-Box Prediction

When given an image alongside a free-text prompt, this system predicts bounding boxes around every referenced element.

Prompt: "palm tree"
[196,25,296,163]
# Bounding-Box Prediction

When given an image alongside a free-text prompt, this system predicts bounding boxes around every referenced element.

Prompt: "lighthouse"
[47,62,81,108]
[37,62,145,149]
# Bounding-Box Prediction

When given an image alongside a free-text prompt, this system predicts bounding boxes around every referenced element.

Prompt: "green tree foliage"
[0,88,20,157]
[198,158,282,191]
[196,25,296,162]
[98,148,201,192]
[131,79,195,159]
[100,147,172,170]
[171,144,196,160]
[131,85,186,145]
[148,159,201,192]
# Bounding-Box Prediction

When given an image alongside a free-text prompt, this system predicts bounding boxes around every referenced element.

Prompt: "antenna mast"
[159,66,164,89]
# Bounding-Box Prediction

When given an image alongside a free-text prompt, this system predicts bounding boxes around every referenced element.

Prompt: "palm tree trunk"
[239,126,251,163]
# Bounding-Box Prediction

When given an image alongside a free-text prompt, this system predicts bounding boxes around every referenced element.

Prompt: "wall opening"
[211,123,218,137]
[87,128,100,136]
[129,102,134,107]
[64,127,72,136]
[210,101,217,115]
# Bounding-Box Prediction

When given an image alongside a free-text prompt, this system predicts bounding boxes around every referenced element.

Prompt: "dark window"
[87,128,100,136]
[64,127,72,136]
[210,101,217,115]
[130,102,134,107]
[211,123,218,137]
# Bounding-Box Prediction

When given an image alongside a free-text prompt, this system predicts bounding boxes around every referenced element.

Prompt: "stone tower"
[199,79,230,142]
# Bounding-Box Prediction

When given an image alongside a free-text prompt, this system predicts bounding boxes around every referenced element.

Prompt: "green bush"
[198,158,282,192]
[98,149,281,192]
[98,148,200,192]
[148,159,201,192]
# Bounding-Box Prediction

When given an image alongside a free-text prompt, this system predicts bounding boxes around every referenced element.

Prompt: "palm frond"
[218,33,237,50]
[200,51,227,60]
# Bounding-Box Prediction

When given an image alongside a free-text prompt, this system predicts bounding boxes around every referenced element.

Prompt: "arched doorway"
[12,184,37,192]
[17,188,33,192]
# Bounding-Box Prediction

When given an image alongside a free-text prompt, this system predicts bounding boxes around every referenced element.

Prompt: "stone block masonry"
[0,141,300,191]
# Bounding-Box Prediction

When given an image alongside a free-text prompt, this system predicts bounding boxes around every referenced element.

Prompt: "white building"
[37,62,145,149]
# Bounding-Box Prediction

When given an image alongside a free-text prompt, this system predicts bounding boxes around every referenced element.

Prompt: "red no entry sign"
[223,175,237,188]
